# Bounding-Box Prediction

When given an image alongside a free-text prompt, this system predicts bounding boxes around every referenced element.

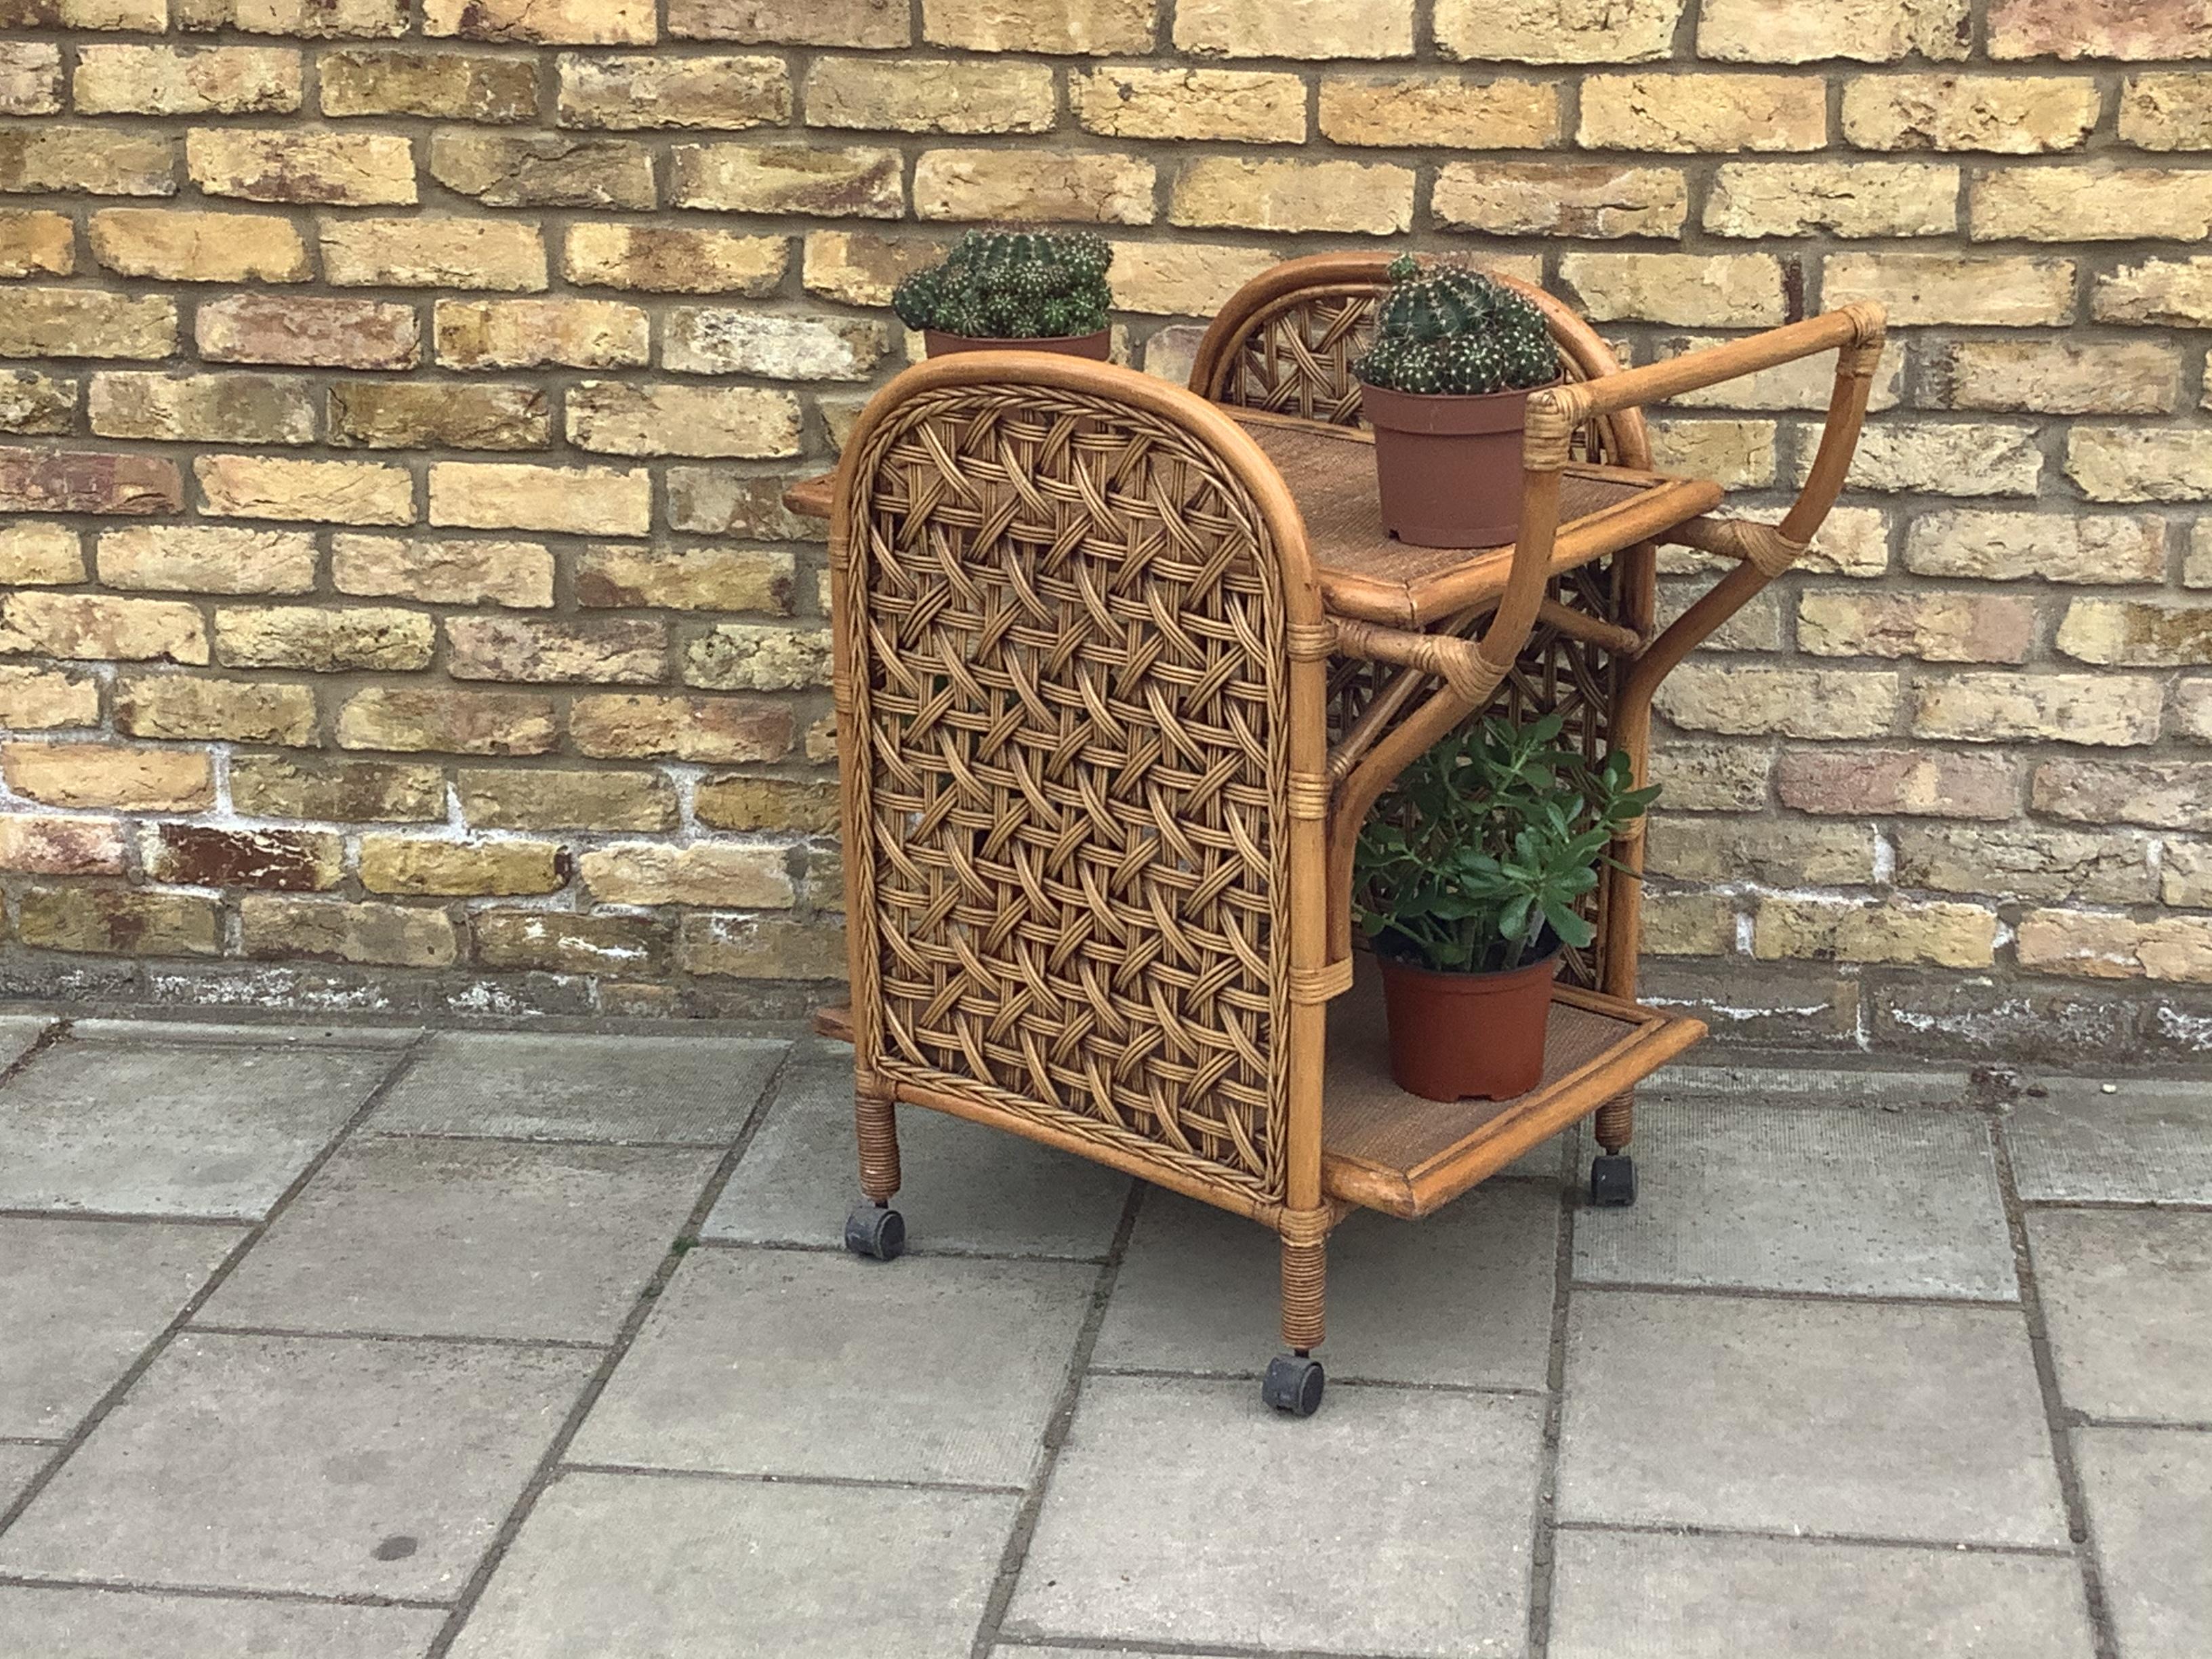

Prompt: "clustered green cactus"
[891,230,1113,341]
[1355,255,1562,397]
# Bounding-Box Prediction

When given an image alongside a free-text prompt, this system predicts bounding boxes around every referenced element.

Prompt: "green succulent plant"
[891,230,1113,341]
[1355,253,1563,397]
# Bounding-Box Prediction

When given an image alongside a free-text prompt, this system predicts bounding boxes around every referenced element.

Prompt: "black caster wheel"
[1262,1353,1325,1418]
[844,1202,905,1261]
[1589,1153,1637,1208]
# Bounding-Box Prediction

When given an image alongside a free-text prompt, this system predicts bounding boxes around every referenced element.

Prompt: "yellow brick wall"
[0,0,2207,1053]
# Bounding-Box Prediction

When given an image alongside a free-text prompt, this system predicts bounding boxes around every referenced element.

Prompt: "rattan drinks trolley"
[792,258,1885,1416]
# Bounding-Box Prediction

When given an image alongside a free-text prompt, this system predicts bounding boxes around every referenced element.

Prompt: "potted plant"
[891,230,1113,362]
[1353,255,1563,549]
[1353,711,1658,1103]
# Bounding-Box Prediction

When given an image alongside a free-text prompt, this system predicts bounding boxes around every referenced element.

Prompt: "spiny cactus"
[892,230,1113,340]
[1355,253,1562,397]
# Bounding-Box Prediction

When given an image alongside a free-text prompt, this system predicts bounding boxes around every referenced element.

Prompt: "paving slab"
[0,1332,594,1599]
[1574,1101,2017,1300]
[703,1054,1130,1259]
[2028,1208,2212,1423]
[2007,1078,2212,1204]
[0,1013,52,1068]
[1093,1182,1559,1388]
[200,1138,718,1343]
[1004,1375,1543,1658]
[1556,1292,2068,1547]
[0,1587,443,1659]
[0,1441,53,1507]
[572,1248,1092,1488]
[1547,1528,2095,1659]
[2076,1427,2212,1658]
[69,1019,422,1048]
[0,1042,399,1218]
[447,1469,1015,1659]
[1648,1059,1974,1109]
[0,1217,240,1436]
[368,1033,786,1145]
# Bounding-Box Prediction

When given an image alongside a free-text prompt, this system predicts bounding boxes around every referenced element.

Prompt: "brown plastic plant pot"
[1375,944,1562,1103]
[923,329,1112,362]
[1356,377,1557,550]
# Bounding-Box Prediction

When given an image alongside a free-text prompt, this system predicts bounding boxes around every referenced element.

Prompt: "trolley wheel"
[844,1203,905,1261]
[1589,1153,1637,1208]
[1262,1353,1326,1418]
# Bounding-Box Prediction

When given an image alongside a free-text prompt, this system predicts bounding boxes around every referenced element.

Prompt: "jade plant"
[1353,711,1658,975]
[1354,254,1561,397]
[891,230,1113,342]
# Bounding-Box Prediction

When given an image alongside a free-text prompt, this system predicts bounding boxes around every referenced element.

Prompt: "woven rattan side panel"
[1224,292,1374,426]
[842,386,1297,1205]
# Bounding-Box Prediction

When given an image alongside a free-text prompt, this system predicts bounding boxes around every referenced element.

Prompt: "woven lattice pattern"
[841,385,1296,1202]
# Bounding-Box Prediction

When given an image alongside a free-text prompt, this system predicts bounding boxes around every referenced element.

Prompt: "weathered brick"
[1904,511,2166,584]
[1436,0,1680,62]
[0,42,61,113]
[1635,893,1736,957]
[1645,743,1770,811]
[802,712,836,763]
[558,52,786,129]
[813,56,1052,135]
[1841,73,2098,151]
[1577,73,1824,152]
[242,895,456,968]
[0,127,175,197]
[87,209,308,285]
[0,450,180,517]
[924,0,1153,53]
[197,294,419,370]
[671,142,901,218]
[215,605,433,672]
[692,773,838,834]
[0,523,85,586]
[0,814,124,876]
[89,372,314,446]
[1755,896,1995,968]
[428,132,655,210]
[0,211,73,279]
[1974,169,2212,242]
[1990,0,2212,61]
[1656,665,1898,738]
[1321,75,1557,148]
[1658,335,1904,411]
[457,765,676,830]
[445,615,665,684]
[569,693,793,762]
[1435,162,1687,238]
[1896,824,2155,903]
[579,842,794,907]
[683,623,831,691]
[17,885,220,958]
[1700,0,1968,62]
[1101,241,1277,318]
[2190,523,2212,589]
[1911,673,2163,745]
[327,382,550,451]
[1777,747,2016,819]
[335,684,556,754]
[2093,257,2212,325]
[1647,419,1775,489]
[1556,253,1785,325]
[666,470,824,541]
[2068,429,2212,503]
[0,663,98,729]
[331,534,552,608]
[174,0,403,36]
[1842,424,2041,496]
[576,545,792,612]
[2,741,213,811]
[920,149,1158,226]
[2055,599,2212,667]
[319,49,538,121]
[1798,590,2036,663]
[2165,841,2212,907]
[1705,162,1957,238]
[433,297,646,369]
[322,218,547,291]
[671,0,901,41]
[2034,759,2212,828]
[1652,819,1877,888]
[2121,74,2212,150]
[0,371,71,436]
[2017,911,2212,985]
[565,224,785,294]
[428,462,649,536]
[1927,340,2180,416]
[1168,157,1410,235]
[1,0,167,28]
[113,672,316,744]
[1824,251,2075,326]
[1174,0,1405,56]
[423,0,652,43]
[2178,677,2212,742]
[229,754,442,822]
[144,823,340,891]
[96,525,315,594]
[359,836,566,897]
[196,454,413,526]
[0,289,176,361]
[678,912,844,978]
[75,45,300,115]
[0,591,202,663]
[188,129,413,206]
[472,907,669,975]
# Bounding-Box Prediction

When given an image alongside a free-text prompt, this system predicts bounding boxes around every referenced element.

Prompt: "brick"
[1435,162,1687,238]
[1698,0,1968,62]
[660,312,883,382]
[331,535,552,608]
[671,143,901,218]
[1647,419,1775,489]
[433,297,646,369]
[1655,664,1898,738]
[328,382,550,451]
[1909,673,2162,746]
[1556,253,1785,325]
[1645,743,1770,811]
[2055,599,2212,666]
[1841,73,2099,152]
[0,815,124,876]
[0,663,98,729]
[321,218,546,292]
[0,289,176,361]
[579,842,794,907]
[2191,523,2212,589]
[1894,824,2154,903]
[0,371,71,436]
[682,623,831,691]
[1990,0,2212,60]
[1658,335,1904,412]
[428,462,649,536]
[0,127,175,197]
[1,0,166,26]
[1177,0,1406,57]
[672,0,904,45]
[215,605,432,672]
[196,295,419,370]
[229,755,442,822]
[1577,73,1824,152]
[2018,911,2212,985]
[2069,430,2212,503]
[113,672,316,745]
[2121,74,2212,150]
[1926,340,2180,415]
[558,52,787,129]
[359,836,566,897]
[472,908,669,975]
[242,895,456,968]
[666,470,825,541]
[1973,168,2212,242]
[2,564,187,644]
[1841,424,2041,496]
[187,129,413,206]
[424,0,652,43]
[1635,893,1736,957]
[920,148,1158,226]
[196,455,413,526]
[319,50,538,121]
[1436,0,1680,62]
[0,523,85,586]
[428,132,655,210]
[1097,241,1276,318]
[1754,896,1994,969]
[1798,590,2036,663]
[0,211,73,279]
[678,913,844,978]
[576,545,792,612]
[2179,677,2212,742]
[0,42,61,113]
[2034,759,2212,828]
[565,224,785,293]
[1704,162,1957,237]
[457,766,676,831]
[1824,251,2075,326]
[89,372,314,446]
[2093,258,2212,325]
[1169,157,1410,235]
[445,615,665,684]
[335,684,556,754]
[1783,747,2020,818]
[693,773,838,833]
[0,450,180,516]
[1903,511,2167,584]
[174,0,403,35]
[569,693,792,762]
[75,45,300,115]
[922,0,1153,54]
[144,824,340,891]
[2,741,213,811]
[17,886,220,958]
[813,56,1052,135]
[96,526,315,594]
[87,209,308,285]
[1321,75,1557,148]
[802,712,836,762]
[1657,818,1880,888]
[2166,841,2212,907]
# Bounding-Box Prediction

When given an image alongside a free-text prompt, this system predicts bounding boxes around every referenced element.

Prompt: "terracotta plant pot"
[923,328,1111,362]
[1356,377,1557,549]
[1376,944,1562,1103]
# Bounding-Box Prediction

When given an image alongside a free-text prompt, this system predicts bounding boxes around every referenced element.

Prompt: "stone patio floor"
[0,1010,2207,1659]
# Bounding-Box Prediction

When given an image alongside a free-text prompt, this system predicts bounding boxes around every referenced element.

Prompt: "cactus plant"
[1355,254,1561,397]
[892,230,1113,341]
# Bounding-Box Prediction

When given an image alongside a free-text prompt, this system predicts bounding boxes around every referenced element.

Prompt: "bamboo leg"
[1595,1092,1633,1156]
[854,1077,901,1203]
[1279,1232,1326,1353]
